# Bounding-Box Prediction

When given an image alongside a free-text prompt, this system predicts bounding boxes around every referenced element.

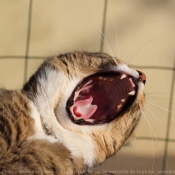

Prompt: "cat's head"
[23,52,146,168]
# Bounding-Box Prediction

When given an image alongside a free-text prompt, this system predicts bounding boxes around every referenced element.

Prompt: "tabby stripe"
[61,60,70,75]
[0,115,13,150]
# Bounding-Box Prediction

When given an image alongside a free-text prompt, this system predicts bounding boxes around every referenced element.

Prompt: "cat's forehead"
[46,52,124,77]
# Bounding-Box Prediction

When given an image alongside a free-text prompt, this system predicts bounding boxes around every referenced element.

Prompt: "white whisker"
[121,148,135,162]
[146,101,175,114]
[141,110,154,174]
[146,92,170,96]
[127,35,159,63]
[144,106,164,127]
[125,20,146,61]
[89,18,114,59]
[114,19,121,60]
[92,30,113,56]
[141,110,169,171]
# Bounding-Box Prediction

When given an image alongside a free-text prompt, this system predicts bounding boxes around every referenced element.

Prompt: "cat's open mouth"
[66,71,141,125]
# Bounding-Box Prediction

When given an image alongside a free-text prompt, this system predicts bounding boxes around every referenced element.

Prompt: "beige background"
[0,0,175,174]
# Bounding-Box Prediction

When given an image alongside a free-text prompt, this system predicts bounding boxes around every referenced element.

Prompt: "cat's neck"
[23,65,97,170]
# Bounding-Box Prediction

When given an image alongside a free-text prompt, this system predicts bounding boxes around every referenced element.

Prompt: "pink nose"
[137,70,146,84]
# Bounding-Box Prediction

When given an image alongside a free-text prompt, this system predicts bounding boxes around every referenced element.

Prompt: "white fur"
[112,64,139,79]
[31,67,96,167]
[28,101,57,143]
[138,81,145,93]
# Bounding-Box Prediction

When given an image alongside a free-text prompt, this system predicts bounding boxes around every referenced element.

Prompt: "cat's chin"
[66,71,143,126]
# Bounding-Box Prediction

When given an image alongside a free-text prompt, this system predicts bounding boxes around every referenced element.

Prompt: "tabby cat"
[0,52,146,174]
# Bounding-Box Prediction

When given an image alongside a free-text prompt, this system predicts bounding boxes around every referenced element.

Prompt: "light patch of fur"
[32,67,96,167]
[28,101,57,143]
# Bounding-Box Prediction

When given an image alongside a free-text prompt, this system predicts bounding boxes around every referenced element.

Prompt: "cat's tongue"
[73,95,97,120]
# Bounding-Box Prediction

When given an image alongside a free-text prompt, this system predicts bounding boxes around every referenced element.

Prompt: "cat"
[0,51,146,175]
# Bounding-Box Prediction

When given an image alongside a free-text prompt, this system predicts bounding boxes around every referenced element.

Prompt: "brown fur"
[0,90,83,174]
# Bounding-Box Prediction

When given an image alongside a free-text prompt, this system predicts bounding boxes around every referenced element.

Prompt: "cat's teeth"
[121,99,126,103]
[120,74,127,79]
[128,90,135,95]
[117,104,122,110]
[85,119,95,123]
[103,77,107,81]
[129,78,135,87]
[99,76,103,80]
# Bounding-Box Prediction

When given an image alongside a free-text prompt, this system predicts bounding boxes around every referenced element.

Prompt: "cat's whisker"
[113,19,127,62]
[141,110,155,174]
[146,101,175,114]
[145,97,170,100]
[124,20,147,62]
[92,30,114,60]
[121,148,135,163]
[146,92,170,96]
[146,93,173,98]
[127,35,159,63]
[141,110,169,171]
[116,152,120,167]
[145,93,173,100]
[144,106,164,127]
[89,18,115,59]
[114,19,122,60]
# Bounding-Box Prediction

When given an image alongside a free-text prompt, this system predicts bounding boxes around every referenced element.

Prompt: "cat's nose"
[137,70,146,85]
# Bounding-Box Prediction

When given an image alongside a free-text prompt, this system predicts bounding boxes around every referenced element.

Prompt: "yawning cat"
[0,52,146,174]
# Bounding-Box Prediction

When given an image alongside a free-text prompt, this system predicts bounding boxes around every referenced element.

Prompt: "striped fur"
[0,52,145,174]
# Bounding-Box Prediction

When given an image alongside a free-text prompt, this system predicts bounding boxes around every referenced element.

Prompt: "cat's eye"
[66,72,139,125]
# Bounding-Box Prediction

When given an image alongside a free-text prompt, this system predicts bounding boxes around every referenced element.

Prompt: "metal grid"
[0,0,174,174]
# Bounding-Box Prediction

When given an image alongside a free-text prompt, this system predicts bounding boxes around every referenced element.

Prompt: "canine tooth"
[120,74,127,79]
[129,78,135,87]
[99,77,103,80]
[117,104,122,110]
[121,99,126,103]
[128,90,135,95]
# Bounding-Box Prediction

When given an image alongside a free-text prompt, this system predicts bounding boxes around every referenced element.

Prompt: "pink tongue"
[73,95,97,119]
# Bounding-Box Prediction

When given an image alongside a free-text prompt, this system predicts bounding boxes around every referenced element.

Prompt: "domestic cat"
[0,52,146,174]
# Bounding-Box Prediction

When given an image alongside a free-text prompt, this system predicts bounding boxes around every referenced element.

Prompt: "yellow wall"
[0,0,175,174]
